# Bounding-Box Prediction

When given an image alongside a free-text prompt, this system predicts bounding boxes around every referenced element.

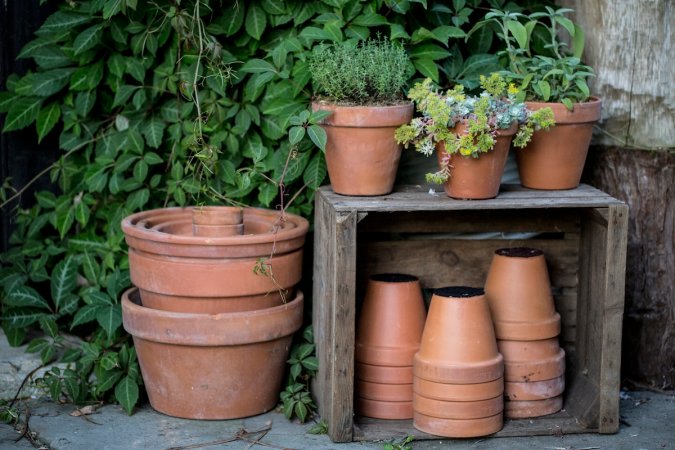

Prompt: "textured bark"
[583,147,675,389]
[558,0,674,149]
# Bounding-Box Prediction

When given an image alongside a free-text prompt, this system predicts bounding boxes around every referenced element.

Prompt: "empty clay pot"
[413,377,503,402]
[122,207,309,313]
[355,397,413,420]
[505,375,565,401]
[504,395,563,419]
[484,248,561,340]
[312,101,414,196]
[499,338,566,382]
[121,288,303,419]
[356,363,414,384]
[414,287,503,384]
[356,379,413,402]
[413,411,503,438]
[413,393,503,420]
[356,274,426,367]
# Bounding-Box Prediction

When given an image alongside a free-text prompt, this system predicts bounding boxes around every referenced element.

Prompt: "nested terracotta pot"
[312,101,414,196]
[413,377,503,402]
[498,338,566,382]
[413,411,503,438]
[121,288,303,419]
[356,274,426,367]
[505,375,565,401]
[414,287,503,384]
[356,379,413,402]
[413,393,503,420]
[192,206,244,237]
[355,397,413,420]
[516,97,602,190]
[504,395,563,419]
[122,207,309,314]
[356,362,414,384]
[436,122,516,200]
[484,248,561,340]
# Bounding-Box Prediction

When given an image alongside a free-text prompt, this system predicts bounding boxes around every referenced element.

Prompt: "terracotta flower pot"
[192,206,244,236]
[121,288,303,420]
[505,375,565,401]
[355,397,413,420]
[499,338,566,382]
[413,377,503,402]
[312,101,414,196]
[356,379,413,402]
[484,248,561,340]
[516,97,602,190]
[504,395,563,419]
[356,362,414,384]
[356,274,426,367]
[413,411,503,438]
[413,393,503,420]
[414,287,503,384]
[122,207,309,314]
[436,122,516,200]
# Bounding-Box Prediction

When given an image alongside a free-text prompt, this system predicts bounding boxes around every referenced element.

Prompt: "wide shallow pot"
[356,362,414,384]
[355,397,413,420]
[122,288,303,419]
[413,377,503,402]
[485,248,561,340]
[504,395,563,419]
[516,97,602,190]
[413,393,503,420]
[505,375,565,401]
[312,101,414,196]
[436,122,516,200]
[356,274,426,367]
[414,287,503,384]
[122,207,309,313]
[499,338,566,382]
[413,411,503,438]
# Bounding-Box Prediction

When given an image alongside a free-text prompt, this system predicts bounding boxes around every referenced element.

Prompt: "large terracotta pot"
[413,411,503,438]
[484,247,561,340]
[121,288,303,419]
[413,377,503,402]
[413,394,503,420]
[436,122,516,200]
[516,97,602,190]
[504,395,564,419]
[505,375,565,401]
[122,207,309,314]
[312,101,414,196]
[499,338,566,382]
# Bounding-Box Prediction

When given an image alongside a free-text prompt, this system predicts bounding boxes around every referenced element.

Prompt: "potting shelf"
[312,184,628,443]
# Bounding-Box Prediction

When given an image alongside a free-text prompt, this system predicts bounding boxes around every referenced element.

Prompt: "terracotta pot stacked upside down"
[121,206,308,419]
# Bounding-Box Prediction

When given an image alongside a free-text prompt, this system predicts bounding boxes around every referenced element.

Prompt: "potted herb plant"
[395,74,554,199]
[310,37,413,196]
[470,7,601,190]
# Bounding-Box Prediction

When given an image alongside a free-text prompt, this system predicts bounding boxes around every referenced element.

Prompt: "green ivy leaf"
[240,58,277,74]
[5,286,50,309]
[38,12,90,34]
[115,376,139,415]
[36,102,61,143]
[409,43,451,61]
[75,90,96,117]
[143,115,165,148]
[96,304,122,338]
[303,153,327,189]
[2,309,45,328]
[2,97,43,132]
[288,126,305,145]
[71,304,103,329]
[31,68,74,97]
[103,0,123,19]
[413,58,439,83]
[39,316,59,338]
[32,46,71,69]
[73,25,104,55]
[307,125,326,151]
[245,4,267,40]
[51,256,78,312]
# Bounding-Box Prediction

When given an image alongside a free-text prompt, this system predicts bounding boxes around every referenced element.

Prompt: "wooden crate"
[312,184,628,443]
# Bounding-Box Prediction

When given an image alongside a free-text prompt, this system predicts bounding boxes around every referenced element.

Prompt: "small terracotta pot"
[356,363,414,384]
[505,375,565,401]
[122,288,303,420]
[413,411,503,438]
[122,207,308,314]
[413,377,503,402]
[312,101,414,196]
[499,338,566,382]
[192,206,244,237]
[413,393,503,420]
[504,395,563,419]
[356,380,413,402]
[516,97,602,190]
[414,287,503,384]
[484,247,561,340]
[192,223,245,237]
[355,397,413,420]
[436,122,516,200]
[356,274,426,367]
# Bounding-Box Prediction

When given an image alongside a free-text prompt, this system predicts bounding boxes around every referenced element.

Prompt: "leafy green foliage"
[281,325,318,423]
[0,0,511,415]
[383,435,414,450]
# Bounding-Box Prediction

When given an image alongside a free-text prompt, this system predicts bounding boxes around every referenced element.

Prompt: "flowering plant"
[395,73,554,183]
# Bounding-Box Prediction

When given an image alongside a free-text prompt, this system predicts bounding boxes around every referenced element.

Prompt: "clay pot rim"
[122,207,309,247]
[414,353,504,384]
[191,206,244,225]
[433,286,485,299]
[525,96,602,124]
[369,273,419,283]
[505,375,565,400]
[311,100,414,127]
[493,312,561,341]
[413,411,503,438]
[413,393,504,420]
[494,247,544,258]
[413,376,504,401]
[122,288,303,346]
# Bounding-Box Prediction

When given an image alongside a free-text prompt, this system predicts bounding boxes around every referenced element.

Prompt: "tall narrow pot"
[312,101,414,196]
[516,97,602,190]
[121,288,304,419]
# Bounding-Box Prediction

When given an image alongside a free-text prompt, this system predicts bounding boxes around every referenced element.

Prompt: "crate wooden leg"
[313,194,357,442]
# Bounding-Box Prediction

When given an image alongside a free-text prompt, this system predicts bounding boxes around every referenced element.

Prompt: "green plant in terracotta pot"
[310,37,414,196]
[395,73,554,199]
[469,7,601,190]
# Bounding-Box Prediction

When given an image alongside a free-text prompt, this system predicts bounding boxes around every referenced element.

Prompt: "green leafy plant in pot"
[310,37,414,196]
[470,7,601,190]
[395,73,554,200]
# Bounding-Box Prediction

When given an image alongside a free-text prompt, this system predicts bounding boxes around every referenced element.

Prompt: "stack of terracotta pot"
[485,247,566,418]
[121,206,308,419]
[354,274,426,419]
[413,287,505,437]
